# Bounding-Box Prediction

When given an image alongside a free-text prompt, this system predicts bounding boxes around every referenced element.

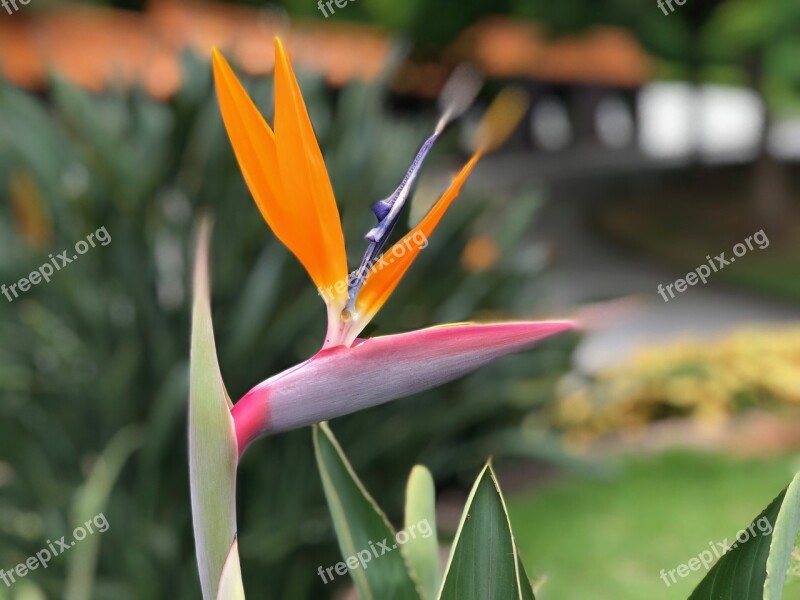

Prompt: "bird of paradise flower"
[189,37,574,599]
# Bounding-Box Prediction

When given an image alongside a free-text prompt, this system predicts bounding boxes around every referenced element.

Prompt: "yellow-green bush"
[555,327,800,446]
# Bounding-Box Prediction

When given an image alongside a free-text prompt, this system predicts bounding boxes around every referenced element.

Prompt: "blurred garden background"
[2,0,800,598]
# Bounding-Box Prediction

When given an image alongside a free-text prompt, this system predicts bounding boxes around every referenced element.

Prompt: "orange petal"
[212,46,347,303]
[273,38,348,303]
[212,52,284,241]
[351,151,482,334]
[474,87,529,153]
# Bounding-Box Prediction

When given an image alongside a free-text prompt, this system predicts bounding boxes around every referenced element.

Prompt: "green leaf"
[217,539,246,600]
[189,218,240,599]
[518,557,537,600]
[65,426,141,600]
[765,473,800,599]
[689,475,800,600]
[403,466,441,600]
[313,422,421,600]
[438,463,534,600]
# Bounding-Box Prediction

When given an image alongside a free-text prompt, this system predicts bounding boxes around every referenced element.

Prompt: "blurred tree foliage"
[0,48,575,598]
[705,0,800,230]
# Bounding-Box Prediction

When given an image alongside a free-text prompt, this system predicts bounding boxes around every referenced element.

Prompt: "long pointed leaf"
[403,466,441,600]
[65,426,141,600]
[438,463,534,600]
[518,557,537,600]
[765,473,800,599]
[689,479,791,600]
[189,219,240,599]
[313,423,421,600]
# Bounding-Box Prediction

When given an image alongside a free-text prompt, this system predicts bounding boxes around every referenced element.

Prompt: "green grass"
[508,452,800,599]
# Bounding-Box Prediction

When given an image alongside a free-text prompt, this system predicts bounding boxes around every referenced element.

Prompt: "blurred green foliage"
[0,48,575,598]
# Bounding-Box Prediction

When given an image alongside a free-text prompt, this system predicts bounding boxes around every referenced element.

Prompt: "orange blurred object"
[0,5,182,99]
[0,0,391,99]
[0,3,653,100]
[9,170,53,250]
[461,236,500,272]
[455,17,653,88]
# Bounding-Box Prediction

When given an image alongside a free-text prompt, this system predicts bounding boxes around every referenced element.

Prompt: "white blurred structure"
[639,82,800,162]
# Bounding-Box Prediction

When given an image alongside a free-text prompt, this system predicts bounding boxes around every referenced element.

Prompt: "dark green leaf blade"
[764,473,800,599]
[689,482,790,600]
[314,423,421,600]
[518,556,537,600]
[439,463,533,600]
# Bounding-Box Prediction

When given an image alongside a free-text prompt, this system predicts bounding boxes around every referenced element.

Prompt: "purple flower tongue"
[347,131,441,301]
[346,64,484,306]
[367,131,440,243]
